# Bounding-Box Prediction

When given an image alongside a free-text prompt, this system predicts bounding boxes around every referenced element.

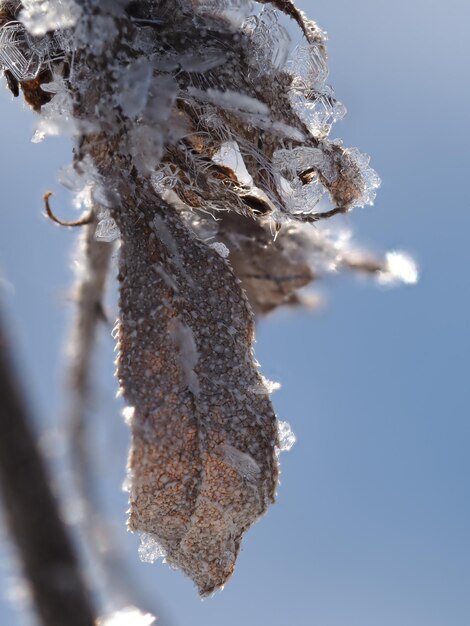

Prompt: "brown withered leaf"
[114,190,279,596]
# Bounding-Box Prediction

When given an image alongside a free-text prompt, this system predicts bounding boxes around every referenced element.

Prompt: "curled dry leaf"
[114,192,278,595]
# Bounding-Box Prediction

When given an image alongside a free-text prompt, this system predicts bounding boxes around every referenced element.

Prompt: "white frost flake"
[277,420,296,453]
[187,86,269,116]
[122,406,135,425]
[380,252,419,285]
[97,606,156,626]
[210,242,230,258]
[138,532,166,564]
[95,210,120,243]
[21,0,81,36]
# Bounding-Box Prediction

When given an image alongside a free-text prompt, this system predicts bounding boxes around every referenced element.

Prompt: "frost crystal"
[243,7,291,71]
[0,22,41,81]
[273,147,325,176]
[345,147,382,207]
[95,211,120,243]
[212,141,254,187]
[117,58,153,119]
[97,606,156,626]
[20,0,81,36]
[210,241,230,258]
[275,174,325,215]
[288,43,329,90]
[138,533,166,564]
[380,252,419,285]
[277,421,296,453]
[189,0,256,28]
[122,406,135,426]
[32,73,78,141]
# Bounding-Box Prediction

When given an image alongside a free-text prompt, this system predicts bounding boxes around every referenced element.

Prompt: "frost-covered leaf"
[0,0,417,600]
[115,195,279,596]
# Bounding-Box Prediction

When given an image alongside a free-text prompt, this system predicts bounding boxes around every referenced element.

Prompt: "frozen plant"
[0,0,417,621]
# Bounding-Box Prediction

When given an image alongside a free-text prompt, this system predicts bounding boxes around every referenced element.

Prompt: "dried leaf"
[114,193,278,595]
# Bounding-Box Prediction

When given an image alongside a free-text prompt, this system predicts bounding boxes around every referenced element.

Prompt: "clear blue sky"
[0,1,469,624]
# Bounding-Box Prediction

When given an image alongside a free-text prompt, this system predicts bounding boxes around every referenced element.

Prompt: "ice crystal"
[121,406,135,425]
[210,241,230,257]
[212,141,254,187]
[97,606,156,626]
[20,0,81,36]
[277,420,296,453]
[0,21,41,80]
[32,73,78,141]
[380,252,419,285]
[188,0,256,28]
[117,58,153,119]
[275,174,325,214]
[95,211,120,243]
[290,86,346,138]
[151,166,179,196]
[138,533,166,564]
[288,43,329,90]
[243,7,291,71]
[344,147,382,207]
[273,147,325,176]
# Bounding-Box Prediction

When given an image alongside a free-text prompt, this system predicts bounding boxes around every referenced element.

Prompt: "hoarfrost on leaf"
[138,533,166,565]
[1,0,418,600]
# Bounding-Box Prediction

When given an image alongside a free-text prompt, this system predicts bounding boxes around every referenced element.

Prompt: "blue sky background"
[0,0,469,624]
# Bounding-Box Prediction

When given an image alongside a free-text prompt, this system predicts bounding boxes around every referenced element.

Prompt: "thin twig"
[0,309,96,626]
[44,192,94,228]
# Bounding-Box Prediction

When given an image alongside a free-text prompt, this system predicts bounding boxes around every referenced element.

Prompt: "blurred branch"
[0,310,96,626]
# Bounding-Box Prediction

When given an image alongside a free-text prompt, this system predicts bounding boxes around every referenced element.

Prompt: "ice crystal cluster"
[0,0,416,598]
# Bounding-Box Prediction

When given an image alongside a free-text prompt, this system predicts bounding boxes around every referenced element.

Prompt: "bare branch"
[0,310,97,626]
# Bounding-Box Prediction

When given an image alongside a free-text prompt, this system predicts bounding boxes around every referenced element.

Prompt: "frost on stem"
[0,0,417,598]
